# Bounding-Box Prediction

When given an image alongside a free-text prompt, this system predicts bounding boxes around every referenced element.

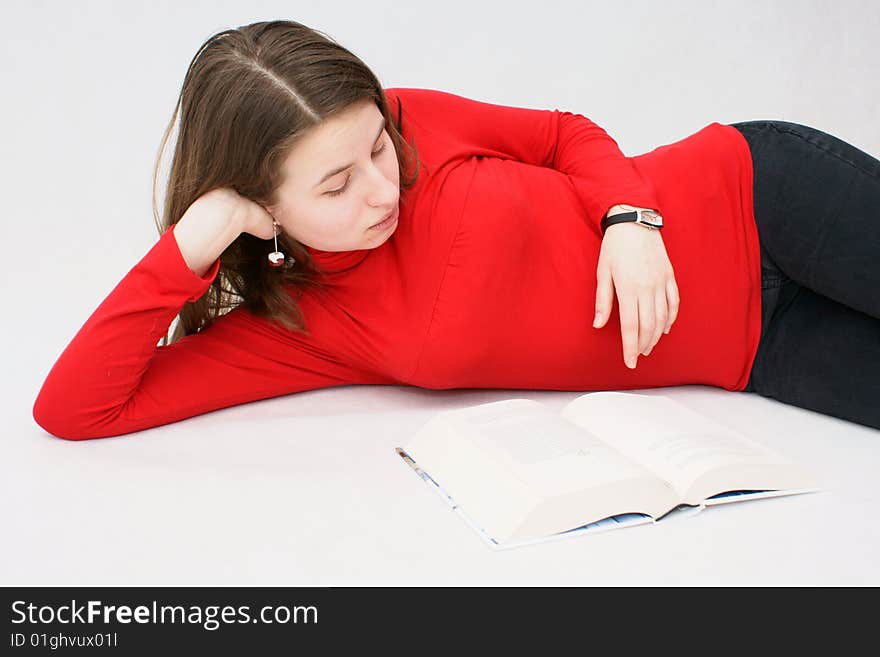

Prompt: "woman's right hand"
[193,187,277,240]
[174,188,277,277]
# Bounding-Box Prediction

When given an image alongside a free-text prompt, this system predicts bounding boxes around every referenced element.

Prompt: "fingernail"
[627,357,636,369]
[593,312,601,328]
[664,327,670,334]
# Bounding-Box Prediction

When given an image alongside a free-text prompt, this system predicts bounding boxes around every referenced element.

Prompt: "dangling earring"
[268,219,294,268]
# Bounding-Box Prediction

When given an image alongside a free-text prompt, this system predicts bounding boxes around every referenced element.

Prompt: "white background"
[2,0,879,585]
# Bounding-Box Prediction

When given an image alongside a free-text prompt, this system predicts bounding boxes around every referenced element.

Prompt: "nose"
[366,165,399,206]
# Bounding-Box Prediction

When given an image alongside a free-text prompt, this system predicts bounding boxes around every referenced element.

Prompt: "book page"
[404,398,677,543]
[453,399,661,497]
[560,392,810,501]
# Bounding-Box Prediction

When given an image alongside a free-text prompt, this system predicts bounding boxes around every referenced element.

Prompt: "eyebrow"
[314,118,387,189]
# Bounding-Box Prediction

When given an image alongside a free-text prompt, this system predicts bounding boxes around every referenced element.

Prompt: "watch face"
[638,210,663,228]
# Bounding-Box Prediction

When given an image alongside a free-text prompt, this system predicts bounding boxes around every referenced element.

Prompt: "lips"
[371,209,394,228]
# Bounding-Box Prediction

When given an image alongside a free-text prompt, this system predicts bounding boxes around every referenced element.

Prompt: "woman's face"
[268,99,401,252]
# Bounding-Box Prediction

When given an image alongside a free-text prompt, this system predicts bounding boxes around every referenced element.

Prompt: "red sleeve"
[386,87,660,236]
[33,224,363,440]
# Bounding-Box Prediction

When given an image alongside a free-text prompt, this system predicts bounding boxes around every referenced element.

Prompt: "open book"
[396,391,820,550]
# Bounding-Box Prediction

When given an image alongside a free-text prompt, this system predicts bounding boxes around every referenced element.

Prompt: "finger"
[665,277,680,333]
[594,264,614,329]
[638,290,656,356]
[618,291,640,369]
[644,287,668,356]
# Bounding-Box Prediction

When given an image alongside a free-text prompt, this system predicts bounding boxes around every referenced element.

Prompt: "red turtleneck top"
[33,87,761,440]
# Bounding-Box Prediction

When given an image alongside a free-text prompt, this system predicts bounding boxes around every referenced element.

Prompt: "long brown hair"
[152,20,420,345]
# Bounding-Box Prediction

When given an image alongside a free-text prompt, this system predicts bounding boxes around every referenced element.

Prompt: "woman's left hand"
[592,221,680,369]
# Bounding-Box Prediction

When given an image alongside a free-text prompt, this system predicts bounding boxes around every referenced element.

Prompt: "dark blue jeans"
[728,120,880,431]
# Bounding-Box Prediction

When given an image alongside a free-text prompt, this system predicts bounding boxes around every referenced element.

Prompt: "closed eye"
[325,143,388,197]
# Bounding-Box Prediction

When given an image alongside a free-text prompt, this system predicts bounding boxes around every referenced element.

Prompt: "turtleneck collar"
[303,244,372,275]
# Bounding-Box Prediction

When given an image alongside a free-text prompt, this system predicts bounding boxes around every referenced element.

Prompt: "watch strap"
[601,210,662,235]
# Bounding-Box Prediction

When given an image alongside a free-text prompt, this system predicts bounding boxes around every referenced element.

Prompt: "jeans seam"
[762,274,786,289]
[763,123,880,184]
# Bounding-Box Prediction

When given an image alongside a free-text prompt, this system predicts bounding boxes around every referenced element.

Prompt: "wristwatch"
[601,207,664,235]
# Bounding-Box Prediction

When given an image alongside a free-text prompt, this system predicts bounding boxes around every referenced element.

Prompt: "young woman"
[32,20,880,440]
